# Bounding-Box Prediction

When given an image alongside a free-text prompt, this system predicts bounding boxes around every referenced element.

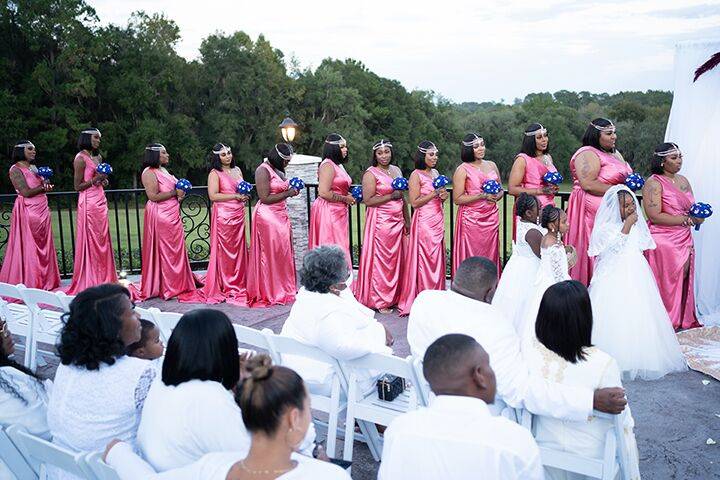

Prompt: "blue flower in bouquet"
[175,178,193,193]
[96,163,113,175]
[37,166,53,180]
[432,175,451,190]
[542,171,563,185]
[482,179,502,195]
[351,185,363,202]
[392,177,409,191]
[624,173,645,191]
[689,202,713,231]
[289,177,305,191]
[236,180,254,195]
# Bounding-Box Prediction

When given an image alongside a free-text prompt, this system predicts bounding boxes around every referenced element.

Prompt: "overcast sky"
[91,0,720,103]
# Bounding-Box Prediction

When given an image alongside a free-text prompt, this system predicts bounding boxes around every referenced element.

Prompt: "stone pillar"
[285,154,321,272]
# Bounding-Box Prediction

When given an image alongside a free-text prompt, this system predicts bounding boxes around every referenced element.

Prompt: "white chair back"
[85,451,121,480]
[19,288,67,370]
[0,282,32,367]
[6,425,93,479]
[134,306,160,323]
[152,311,182,344]
[58,293,75,311]
[232,325,278,362]
[0,425,37,479]
[411,356,431,406]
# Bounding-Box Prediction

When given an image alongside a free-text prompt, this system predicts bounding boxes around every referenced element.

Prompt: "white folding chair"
[340,353,424,463]
[6,424,93,479]
[152,311,183,344]
[58,293,75,312]
[232,324,279,362]
[0,425,37,480]
[0,282,32,367]
[534,410,631,480]
[411,356,432,406]
[20,287,67,370]
[134,306,161,323]
[84,451,121,480]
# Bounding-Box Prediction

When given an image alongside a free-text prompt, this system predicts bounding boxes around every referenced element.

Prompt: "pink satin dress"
[247,162,297,307]
[452,164,501,277]
[644,174,700,330]
[196,169,248,305]
[308,159,352,266]
[0,164,60,289]
[566,146,632,285]
[512,153,558,239]
[137,168,199,301]
[397,170,446,316]
[65,152,118,294]
[353,167,407,309]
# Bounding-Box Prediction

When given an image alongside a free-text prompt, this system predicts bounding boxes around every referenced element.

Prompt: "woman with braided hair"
[105,354,350,479]
[492,193,545,328]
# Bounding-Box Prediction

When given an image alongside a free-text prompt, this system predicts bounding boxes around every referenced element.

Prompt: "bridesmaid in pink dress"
[247,144,299,307]
[66,128,119,294]
[308,133,355,267]
[643,143,701,330]
[137,144,200,301]
[0,140,60,290]
[353,139,410,312]
[194,143,249,305]
[565,119,632,285]
[452,133,503,277]
[397,141,448,316]
[508,123,559,239]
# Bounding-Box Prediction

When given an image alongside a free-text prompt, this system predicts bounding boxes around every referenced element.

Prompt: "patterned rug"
[677,326,720,381]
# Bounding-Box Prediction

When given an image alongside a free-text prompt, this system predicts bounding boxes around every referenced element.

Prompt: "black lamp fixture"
[279,115,298,143]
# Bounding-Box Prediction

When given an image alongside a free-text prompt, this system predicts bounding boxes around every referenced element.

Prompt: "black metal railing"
[0,184,605,279]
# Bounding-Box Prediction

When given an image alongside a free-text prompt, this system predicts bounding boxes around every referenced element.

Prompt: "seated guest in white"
[379,334,543,480]
[1,318,50,480]
[407,256,627,421]
[105,354,350,480]
[281,245,392,393]
[47,284,154,480]
[526,281,641,480]
[137,309,314,472]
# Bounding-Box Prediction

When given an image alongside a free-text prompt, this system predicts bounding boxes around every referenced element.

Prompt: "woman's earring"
[556,230,562,242]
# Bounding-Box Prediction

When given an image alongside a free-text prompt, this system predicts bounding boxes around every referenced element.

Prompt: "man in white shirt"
[379,334,544,480]
[407,256,627,421]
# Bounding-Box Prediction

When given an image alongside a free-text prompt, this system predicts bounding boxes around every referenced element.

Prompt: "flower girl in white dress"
[588,185,687,380]
[493,193,546,328]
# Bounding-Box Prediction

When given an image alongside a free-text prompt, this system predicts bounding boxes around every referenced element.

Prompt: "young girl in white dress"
[588,185,687,380]
[493,193,545,329]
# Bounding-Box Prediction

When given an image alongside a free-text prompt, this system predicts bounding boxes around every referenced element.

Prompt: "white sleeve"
[516,442,545,480]
[488,323,593,421]
[315,312,390,361]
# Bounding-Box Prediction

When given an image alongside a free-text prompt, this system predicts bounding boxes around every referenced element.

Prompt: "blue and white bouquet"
[175,178,193,193]
[542,171,563,186]
[625,173,645,191]
[37,166,53,180]
[289,177,305,191]
[482,179,502,195]
[432,175,451,190]
[236,180,254,195]
[392,177,409,191]
[689,202,713,231]
[350,186,363,202]
[96,163,113,175]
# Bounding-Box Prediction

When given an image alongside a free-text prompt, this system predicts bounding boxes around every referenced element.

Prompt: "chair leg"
[342,388,356,462]
[357,421,382,462]
[326,377,340,457]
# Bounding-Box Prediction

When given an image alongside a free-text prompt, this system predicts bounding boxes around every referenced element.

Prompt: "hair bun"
[247,354,273,381]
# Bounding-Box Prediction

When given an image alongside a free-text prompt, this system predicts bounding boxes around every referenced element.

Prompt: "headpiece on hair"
[324,135,347,146]
[372,139,392,150]
[212,144,231,155]
[275,144,293,161]
[15,141,35,149]
[145,144,166,152]
[590,121,615,133]
[418,142,438,154]
[462,134,483,147]
[653,144,681,157]
[524,124,547,137]
[82,128,101,137]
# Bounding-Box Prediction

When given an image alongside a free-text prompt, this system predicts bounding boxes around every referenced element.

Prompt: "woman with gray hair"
[280,245,393,394]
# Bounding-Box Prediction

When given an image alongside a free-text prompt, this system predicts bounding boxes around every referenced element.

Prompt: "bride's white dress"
[589,225,687,380]
[492,220,546,328]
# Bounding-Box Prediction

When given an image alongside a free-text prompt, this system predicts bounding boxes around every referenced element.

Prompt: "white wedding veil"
[588,184,655,257]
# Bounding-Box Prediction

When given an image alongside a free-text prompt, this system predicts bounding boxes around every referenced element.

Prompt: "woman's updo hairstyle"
[540,204,562,229]
[650,142,680,175]
[516,193,539,220]
[238,354,306,436]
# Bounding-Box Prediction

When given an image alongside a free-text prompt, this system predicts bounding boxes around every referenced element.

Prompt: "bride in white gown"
[588,185,687,380]
[493,193,545,327]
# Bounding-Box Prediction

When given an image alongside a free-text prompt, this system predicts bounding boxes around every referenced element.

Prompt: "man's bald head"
[452,256,498,303]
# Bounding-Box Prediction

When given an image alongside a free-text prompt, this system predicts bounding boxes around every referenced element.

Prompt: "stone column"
[285,154,321,272]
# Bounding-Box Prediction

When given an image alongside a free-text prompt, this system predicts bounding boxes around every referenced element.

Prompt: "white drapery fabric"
[665,39,720,326]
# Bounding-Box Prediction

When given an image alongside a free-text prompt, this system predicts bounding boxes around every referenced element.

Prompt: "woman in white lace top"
[46,284,154,480]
